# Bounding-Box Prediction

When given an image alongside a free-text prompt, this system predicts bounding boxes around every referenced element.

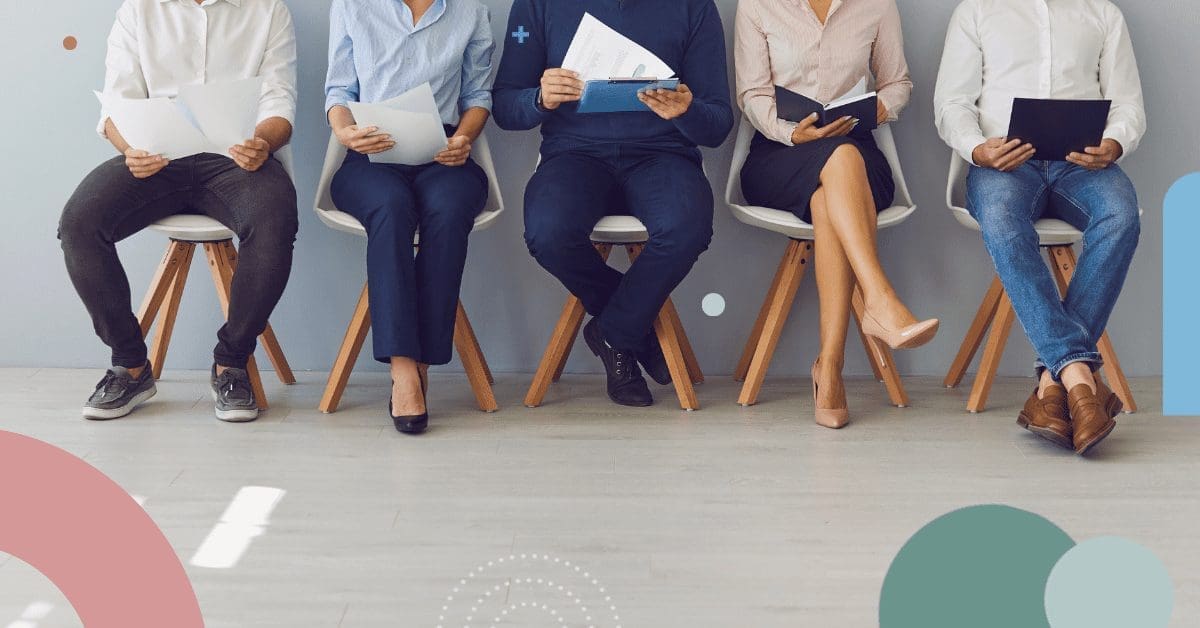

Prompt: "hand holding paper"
[345,83,448,166]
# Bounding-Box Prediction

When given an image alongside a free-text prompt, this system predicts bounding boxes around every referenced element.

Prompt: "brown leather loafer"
[1068,382,1121,455]
[1017,385,1072,449]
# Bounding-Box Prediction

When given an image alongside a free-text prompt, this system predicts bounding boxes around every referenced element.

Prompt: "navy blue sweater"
[493,0,734,156]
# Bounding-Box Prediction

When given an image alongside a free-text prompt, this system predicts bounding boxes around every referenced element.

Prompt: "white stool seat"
[590,215,650,243]
[316,206,504,240]
[725,118,917,240]
[147,215,235,242]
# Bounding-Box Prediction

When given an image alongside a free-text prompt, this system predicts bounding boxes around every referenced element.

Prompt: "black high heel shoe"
[390,374,429,435]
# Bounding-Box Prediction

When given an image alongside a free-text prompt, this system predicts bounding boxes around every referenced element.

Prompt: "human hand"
[876,100,890,126]
[638,84,694,120]
[336,125,395,155]
[539,68,584,110]
[435,135,473,167]
[124,148,169,179]
[972,138,1036,172]
[789,113,858,145]
[1067,139,1123,171]
[230,137,271,172]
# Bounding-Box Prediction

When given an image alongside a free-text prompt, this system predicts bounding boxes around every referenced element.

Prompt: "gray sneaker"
[83,364,157,420]
[210,365,259,423]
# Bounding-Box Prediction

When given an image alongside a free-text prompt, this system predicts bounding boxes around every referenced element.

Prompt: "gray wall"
[1,0,1193,378]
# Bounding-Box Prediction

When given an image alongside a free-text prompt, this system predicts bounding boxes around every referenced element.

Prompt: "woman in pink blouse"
[735,0,938,429]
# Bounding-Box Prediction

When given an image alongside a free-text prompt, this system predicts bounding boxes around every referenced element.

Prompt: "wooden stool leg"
[551,313,585,383]
[219,241,296,385]
[147,243,195,380]
[319,283,372,414]
[526,296,588,408]
[945,276,1005,388]
[738,240,810,406]
[1049,246,1137,412]
[138,241,191,337]
[735,241,797,382]
[851,287,910,408]
[662,298,704,384]
[653,304,700,411]
[454,301,499,413]
[204,243,268,410]
[967,291,1016,413]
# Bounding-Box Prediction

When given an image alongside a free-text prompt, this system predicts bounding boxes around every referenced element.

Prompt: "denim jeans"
[59,154,298,369]
[966,160,1140,378]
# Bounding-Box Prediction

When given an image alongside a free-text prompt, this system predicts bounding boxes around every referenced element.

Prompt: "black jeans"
[59,153,298,369]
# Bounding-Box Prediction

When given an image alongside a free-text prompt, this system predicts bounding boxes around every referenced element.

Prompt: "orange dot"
[63,36,78,51]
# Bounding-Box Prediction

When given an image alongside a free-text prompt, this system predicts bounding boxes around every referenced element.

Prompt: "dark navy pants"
[523,145,714,351]
[331,150,487,365]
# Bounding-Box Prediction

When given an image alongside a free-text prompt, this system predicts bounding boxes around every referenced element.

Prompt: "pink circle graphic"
[0,430,203,627]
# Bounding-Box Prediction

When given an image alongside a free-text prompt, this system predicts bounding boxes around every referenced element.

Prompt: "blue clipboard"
[576,78,681,113]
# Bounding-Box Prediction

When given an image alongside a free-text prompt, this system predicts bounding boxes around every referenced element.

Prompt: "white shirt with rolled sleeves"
[933,0,1147,165]
[98,0,298,139]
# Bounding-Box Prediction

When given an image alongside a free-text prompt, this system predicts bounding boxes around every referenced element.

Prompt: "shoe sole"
[82,386,157,421]
[210,390,259,423]
[584,326,654,407]
[1075,394,1123,456]
[892,321,940,350]
[1017,411,1073,450]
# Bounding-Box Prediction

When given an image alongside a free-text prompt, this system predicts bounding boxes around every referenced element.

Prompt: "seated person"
[735,0,939,429]
[493,0,734,407]
[934,0,1146,454]
[59,0,299,423]
[324,0,495,435]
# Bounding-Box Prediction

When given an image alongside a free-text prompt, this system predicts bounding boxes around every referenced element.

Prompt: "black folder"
[775,86,878,132]
[1006,98,1112,161]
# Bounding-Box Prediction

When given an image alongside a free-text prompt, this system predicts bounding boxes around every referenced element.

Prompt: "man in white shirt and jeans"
[58,0,299,423]
[934,0,1146,455]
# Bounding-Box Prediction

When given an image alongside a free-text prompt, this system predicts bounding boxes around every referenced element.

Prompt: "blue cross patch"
[512,25,530,44]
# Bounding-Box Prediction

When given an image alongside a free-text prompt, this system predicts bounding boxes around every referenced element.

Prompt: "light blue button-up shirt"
[325,0,495,126]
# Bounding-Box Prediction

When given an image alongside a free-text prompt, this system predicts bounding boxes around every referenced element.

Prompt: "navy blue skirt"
[740,130,895,223]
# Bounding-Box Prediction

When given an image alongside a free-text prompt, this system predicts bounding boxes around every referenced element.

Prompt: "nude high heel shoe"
[812,360,849,430]
[860,311,940,350]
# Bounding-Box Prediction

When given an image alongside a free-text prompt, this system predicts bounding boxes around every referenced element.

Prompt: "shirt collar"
[158,0,243,7]
[401,0,447,32]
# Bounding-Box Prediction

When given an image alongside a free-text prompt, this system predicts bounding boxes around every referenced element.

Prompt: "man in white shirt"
[934,0,1145,455]
[58,0,299,423]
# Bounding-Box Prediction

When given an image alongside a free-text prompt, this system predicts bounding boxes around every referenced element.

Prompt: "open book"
[775,79,878,132]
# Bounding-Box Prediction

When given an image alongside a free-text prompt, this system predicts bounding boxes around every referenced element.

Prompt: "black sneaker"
[210,365,259,423]
[583,318,653,407]
[82,363,157,420]
[638,333,673,386]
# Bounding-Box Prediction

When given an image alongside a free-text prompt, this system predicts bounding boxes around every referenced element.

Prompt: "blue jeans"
[966,161,1140,379]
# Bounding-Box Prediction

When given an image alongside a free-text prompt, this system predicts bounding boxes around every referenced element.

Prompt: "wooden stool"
[943,153,1137,413]
[525,217,705,411]
[312,132,505,414]
[725,118,917,407]
[138,216,295,410]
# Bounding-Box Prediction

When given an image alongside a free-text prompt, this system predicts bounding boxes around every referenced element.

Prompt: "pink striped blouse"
[734,0,913,145]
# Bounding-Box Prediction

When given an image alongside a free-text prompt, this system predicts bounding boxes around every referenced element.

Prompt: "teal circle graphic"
[880,505,1076,628]
[1045,536,1173,628]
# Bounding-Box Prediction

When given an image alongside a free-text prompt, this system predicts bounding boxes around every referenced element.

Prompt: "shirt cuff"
[954,132,989,167]
[877,94,900,123]
[1103,124,1138,162]
[257,99,296,127]
[460,94,493,113]
[775,119,798,146]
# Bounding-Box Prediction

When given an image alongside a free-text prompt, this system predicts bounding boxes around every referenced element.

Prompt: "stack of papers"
[346,83,448,165]
[562,13,677,114]
[97,77,263,160]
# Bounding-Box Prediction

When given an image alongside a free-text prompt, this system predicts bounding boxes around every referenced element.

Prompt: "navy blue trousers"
[524,145,714,351]
[331,150,487,365]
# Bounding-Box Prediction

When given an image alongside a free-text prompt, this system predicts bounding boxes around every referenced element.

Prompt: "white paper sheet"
[347,83,448,166]
[95,91,211,160]
[97,78,264,160]
[177,77,264,152]
[562,13,674,81]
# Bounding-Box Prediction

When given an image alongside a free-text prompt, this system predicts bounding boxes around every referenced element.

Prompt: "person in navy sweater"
[494,0,733,408]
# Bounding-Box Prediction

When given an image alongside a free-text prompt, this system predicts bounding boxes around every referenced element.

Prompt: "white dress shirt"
[99,0,298,138]
[934,0,1146,164]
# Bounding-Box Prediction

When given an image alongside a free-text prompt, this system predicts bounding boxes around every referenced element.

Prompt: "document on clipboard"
[562,13,678,114]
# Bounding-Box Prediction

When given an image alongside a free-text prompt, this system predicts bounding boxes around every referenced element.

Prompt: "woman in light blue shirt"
[325,0,495,435]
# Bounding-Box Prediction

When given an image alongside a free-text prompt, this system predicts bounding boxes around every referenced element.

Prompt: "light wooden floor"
[0,369,1195,627]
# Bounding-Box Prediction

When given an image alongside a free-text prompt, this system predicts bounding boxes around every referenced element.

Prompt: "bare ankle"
[1060,363,1096,393]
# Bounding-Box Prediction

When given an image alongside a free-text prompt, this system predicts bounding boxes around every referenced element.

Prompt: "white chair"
[523,215,706,412]
[314,133,503,414]
[942,153,1137,413]
[137,148,298,410]
[725,117,917,407]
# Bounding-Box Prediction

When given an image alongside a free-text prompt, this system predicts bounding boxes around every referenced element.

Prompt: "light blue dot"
[1045,536,1173,628]
[701,293,726,317]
